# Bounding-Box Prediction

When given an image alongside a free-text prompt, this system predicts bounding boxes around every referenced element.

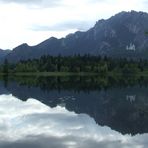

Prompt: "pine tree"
[3,59,9,74]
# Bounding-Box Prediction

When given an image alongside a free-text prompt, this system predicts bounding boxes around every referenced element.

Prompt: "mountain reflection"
[0,94,148,148]
[0,76,148,137]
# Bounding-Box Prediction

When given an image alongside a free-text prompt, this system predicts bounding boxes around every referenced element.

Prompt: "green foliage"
[0,55,148,76]
[3,59,9,74]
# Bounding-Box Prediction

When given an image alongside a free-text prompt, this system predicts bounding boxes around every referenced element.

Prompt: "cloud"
[30,21,92,32]
[0,0,147,49]
[0,0,41,3]
[0,94,147,148]
[0,0,63,8]
[0,135,139,148]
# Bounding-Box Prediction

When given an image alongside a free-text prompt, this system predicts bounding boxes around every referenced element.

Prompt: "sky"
[0,0,148,49]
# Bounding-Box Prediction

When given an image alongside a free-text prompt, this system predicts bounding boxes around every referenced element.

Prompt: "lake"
[0,75,148,148]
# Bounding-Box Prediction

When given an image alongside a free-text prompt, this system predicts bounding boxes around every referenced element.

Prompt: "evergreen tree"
[3,59,9,74]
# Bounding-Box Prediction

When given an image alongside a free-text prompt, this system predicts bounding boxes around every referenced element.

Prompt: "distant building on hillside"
[126,43,136,51]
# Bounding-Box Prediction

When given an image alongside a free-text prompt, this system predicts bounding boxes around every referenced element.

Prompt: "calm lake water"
[0,75,148,148]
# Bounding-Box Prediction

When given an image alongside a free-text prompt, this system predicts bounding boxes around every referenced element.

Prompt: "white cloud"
[0,0,63,8]
[0,0,147,49]
[0,94,147,148]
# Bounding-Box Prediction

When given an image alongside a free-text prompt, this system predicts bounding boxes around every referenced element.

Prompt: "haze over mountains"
[1,10,148,63]
[0,49,11,60]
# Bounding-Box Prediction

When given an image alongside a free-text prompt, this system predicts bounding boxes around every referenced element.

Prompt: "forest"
[1,55,148,76]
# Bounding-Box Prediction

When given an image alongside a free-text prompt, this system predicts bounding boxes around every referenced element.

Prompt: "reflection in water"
[0,76,148,147]
[0,94,148,148]
[126,95,136,103]
[4,80,148,135]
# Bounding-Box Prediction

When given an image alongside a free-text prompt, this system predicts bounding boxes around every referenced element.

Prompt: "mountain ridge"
[1,10,148,63]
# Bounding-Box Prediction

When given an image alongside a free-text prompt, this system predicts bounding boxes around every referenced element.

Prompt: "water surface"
[0,76,148,148]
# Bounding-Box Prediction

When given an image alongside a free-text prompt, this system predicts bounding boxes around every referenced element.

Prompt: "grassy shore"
[1,71,148,77]
[9,72,99,77]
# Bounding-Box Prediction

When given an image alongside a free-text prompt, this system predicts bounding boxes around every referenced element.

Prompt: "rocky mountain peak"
[1,10,148,63]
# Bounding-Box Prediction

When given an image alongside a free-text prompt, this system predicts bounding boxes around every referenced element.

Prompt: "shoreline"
[0,71,148,77]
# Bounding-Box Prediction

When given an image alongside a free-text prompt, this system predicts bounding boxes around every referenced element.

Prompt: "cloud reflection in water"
[0,94,147,148]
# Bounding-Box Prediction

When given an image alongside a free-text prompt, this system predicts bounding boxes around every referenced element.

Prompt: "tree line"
[2,55,148,75]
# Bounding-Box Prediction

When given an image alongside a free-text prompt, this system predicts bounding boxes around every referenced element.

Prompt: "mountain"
[5,10,148,62]
[0,49,11,62]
